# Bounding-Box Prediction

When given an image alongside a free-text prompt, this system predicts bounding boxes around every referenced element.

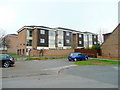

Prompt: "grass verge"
[74,59,119,65]
[2,53,68,61]
[25,56,67,61]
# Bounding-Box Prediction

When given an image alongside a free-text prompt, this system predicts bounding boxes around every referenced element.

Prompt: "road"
[2,59,119,88]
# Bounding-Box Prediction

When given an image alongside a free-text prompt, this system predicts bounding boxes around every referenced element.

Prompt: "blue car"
[68,53,88,61]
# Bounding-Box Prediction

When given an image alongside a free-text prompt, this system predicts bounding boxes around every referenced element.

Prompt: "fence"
[75,49,100,58]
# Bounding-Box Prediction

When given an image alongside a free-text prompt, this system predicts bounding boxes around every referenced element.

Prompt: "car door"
[78,54,85,60]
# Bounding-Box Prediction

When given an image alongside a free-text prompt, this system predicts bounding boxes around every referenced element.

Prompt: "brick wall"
[43,49,74,56]
[29,49,40,57]
[29,49,100,57]
[17,29,27,55]
[7,36,18,53]
[33,29,38,49]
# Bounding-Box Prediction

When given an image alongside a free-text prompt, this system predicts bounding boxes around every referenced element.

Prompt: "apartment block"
[17,25,98,56]
[17,26,56,55]
[82,32,98,48]
[55,27,74,49]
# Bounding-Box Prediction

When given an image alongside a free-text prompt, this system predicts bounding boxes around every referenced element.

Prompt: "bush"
[91,44,100,50]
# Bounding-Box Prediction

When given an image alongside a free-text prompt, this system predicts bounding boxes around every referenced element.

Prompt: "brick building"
[17,25,98,56]
[101,24,120,58]
[0,34,18,53]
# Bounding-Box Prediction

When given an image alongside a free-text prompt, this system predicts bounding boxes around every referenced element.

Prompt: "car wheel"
[68,59,71,61]
[84,57,88,60]
[74,58,77,62]
[3,61,10,68]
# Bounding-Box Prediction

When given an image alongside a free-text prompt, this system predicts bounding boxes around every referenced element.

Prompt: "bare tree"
[97,29,107,45]
[0,29,10,50]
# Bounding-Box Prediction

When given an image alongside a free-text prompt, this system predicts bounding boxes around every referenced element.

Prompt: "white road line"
[43,65,78,71]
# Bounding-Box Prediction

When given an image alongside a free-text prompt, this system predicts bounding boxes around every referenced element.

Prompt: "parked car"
[68,53,88,61]
[0,54,15,68]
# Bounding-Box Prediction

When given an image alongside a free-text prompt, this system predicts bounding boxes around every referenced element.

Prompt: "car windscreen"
[74,53,83,56]
[70,53,74,56]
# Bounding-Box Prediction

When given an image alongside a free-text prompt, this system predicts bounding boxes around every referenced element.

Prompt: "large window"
[89,35,92,39]
[40,39,45,43]
[58,31,63,36]
[49,31,55,36]
[89,41,93,46]
[84,41,88,46]
[26,40,32,46]
[49,40,55,45]
[40,30,45,34]
[27,30,32,37]
[84,34,87,40]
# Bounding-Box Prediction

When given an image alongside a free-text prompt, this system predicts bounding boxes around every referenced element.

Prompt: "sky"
[0,0,119,34]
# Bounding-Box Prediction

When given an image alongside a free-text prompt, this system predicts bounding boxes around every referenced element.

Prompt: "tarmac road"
[2,59,119,88]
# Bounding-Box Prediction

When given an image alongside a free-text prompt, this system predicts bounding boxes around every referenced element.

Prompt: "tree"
[0,29,10,50]
[97,29,107,44]
[91,44,100,50]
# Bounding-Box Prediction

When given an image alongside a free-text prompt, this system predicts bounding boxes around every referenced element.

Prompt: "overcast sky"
[0,0,119,34]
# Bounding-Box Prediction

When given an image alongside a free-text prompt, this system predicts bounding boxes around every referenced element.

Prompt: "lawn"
[74,59,119,65]
[25,56,67,60]
[2,53,68,61]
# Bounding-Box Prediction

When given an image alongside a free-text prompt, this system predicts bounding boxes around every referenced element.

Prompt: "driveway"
[2,59,119,88]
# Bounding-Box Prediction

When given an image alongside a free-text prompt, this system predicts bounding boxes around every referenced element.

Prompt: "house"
[0,34,18,53]
[17,25,98,56]
[101,24,120,58]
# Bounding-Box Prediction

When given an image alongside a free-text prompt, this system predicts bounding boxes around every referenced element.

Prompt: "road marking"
[113,66,120,70]
[43,65,78,71]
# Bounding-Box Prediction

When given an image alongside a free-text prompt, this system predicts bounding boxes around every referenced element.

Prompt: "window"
[66,32,69,36]
[49,31,55,36]
[26,40,32,46]
[84,41,88,46]
[94,35,96,39]
[89,35,92,39]
[78,53,83,56]
[58,31,63,36]
[49,40,55,45]
[70,53,74,56]
[89,41,92,46]
[94,41,96,44]
[27,30,32,37]
[79,41,82,44]
[40,39,45,43]
[40,30,45,34]
[66,40,70,43]
[84,34,87,40]
[79,34,82,38]
[58,39,62,44]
